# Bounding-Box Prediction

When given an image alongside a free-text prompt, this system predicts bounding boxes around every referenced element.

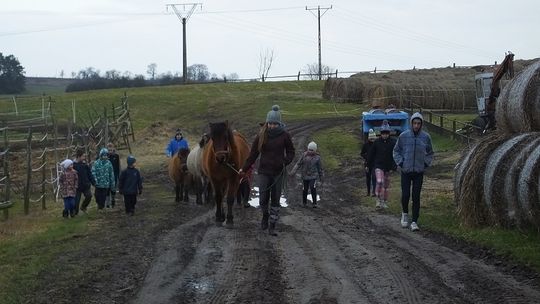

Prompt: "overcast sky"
[1,0,538,79]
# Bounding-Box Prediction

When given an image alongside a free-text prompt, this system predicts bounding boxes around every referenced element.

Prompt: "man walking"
[393,112,434,231]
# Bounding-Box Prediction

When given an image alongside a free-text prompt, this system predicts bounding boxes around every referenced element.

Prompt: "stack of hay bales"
[454,60,540,228]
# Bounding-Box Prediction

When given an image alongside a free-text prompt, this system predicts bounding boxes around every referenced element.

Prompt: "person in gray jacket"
[393,112,434,231]
[292,141,323,208]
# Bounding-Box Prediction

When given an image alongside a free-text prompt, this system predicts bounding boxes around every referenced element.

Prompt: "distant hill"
[23,77,76,95]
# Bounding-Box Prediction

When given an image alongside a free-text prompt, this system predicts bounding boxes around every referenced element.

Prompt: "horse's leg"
[175,185,180,202]
[226,184,236,228]
[195,177,202,205]
[183,178,189,203]
[214,183,225,225]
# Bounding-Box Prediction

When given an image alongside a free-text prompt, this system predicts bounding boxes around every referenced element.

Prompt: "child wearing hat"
[292,141,324,208]
[361,129,377,197]
[118,155,143,216]
[59,159,78,218]
[368,121,397,209]
[91,148,115,210]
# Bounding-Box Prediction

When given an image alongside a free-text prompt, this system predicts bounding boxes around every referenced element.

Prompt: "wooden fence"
[0,93,134,220]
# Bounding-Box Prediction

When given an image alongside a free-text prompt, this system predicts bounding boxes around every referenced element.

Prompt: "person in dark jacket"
[106,142,120,208]
[361,129,377,197]
[393,112,434,231]
[239,105,295,236]
[368,121,397,209]
[74,149,96,214]
[118,155,143,216]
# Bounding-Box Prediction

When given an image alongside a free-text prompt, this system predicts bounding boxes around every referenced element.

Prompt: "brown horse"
[202,121,250,227]
[168,147,192,202]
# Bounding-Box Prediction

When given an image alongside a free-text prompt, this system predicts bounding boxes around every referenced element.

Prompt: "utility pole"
[306,5,332,80]
[166,3,202,84]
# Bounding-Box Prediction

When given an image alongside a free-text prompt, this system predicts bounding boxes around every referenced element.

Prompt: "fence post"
[439,115,444,128]
[297,71,301,81]
[429,112,433,123]
[104,107,109,146]
[453,120,457,133]
[24,127,32,215]
[41,153,47,210]
[12,96,18,116]
[261,74,265,82]
[335,69,338,78]
[3,129,10,220]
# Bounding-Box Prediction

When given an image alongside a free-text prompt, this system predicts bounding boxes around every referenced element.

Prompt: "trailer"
[361,108,409,142]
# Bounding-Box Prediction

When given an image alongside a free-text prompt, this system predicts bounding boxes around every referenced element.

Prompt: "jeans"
[302,179,317,205]
[400,172,424,222]
[95,187,109,209]
[63,196,75,216]
[124,194,137,214]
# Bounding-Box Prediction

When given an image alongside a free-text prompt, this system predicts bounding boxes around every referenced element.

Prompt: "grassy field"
[1,80,539,303]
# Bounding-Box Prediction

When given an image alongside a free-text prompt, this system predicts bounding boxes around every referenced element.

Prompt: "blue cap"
[127,155,136,166]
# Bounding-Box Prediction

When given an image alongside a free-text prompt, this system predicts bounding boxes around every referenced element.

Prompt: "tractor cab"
[474,72,494,117]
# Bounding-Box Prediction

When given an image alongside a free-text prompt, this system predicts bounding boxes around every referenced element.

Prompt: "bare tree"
[147,63,157,80]
[187,64,209,82]
[59,70,64,78]
[303,63,333,80]
[258,48,275,80]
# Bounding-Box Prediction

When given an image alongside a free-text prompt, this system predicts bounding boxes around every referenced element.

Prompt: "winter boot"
[311,189,317,207]
[268,222,277,236]
[62,210,68,218]
[401,213,409,228]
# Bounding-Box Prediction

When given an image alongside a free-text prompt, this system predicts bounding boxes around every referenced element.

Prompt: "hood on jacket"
[410,112,424,131]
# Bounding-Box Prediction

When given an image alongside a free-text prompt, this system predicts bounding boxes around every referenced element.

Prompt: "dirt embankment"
[27,117,540,304]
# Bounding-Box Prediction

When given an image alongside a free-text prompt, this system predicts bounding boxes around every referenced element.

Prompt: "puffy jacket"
[293,151,323,180]
[393,112,434,173]
[165,138,189,157]
[59,169,78,198]
[91,158,116,189]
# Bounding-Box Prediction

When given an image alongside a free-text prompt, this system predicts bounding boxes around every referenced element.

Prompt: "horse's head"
[209,121,232,164]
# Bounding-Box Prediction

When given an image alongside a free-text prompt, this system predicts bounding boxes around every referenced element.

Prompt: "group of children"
[58,143,143,218]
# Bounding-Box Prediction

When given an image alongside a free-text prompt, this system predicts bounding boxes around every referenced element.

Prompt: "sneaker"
[375,199,382,209]
[410,222,419,231]
[401,213,409,228]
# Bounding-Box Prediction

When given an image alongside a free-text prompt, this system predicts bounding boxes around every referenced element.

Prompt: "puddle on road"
[184,278,215,294]
[248,186,288,208]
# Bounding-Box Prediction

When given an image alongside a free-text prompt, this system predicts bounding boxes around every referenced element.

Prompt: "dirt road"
[30,118,540,304]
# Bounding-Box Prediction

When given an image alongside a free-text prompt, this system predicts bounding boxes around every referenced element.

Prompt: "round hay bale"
[456,134,509,227]
[483,133,536,226]
[496,59,540,133]
[322,77,365,102]
[504,137,540,224]
[454,144,480,205]
[517,144,540,227]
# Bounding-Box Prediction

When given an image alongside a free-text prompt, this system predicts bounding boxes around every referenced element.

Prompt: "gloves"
[365,166,369,173]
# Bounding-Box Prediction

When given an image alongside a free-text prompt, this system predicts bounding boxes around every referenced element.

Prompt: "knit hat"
[380,120,391,133]
[266,105,282,124]
[368,128,376,140]
[61,159,73,170]
[307,141,317,152]
[127,155,136,167]
[99,148,108,157]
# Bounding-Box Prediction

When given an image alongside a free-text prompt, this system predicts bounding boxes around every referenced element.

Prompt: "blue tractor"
[361,107,409,142]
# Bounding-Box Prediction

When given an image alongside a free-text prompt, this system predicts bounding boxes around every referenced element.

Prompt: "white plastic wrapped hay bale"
[517,144,540,228]
[496,60,540,133]
[483,133,535,225]
[504,137,540,223]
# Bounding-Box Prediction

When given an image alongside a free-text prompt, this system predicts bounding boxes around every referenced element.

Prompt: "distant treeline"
[65,72,183,92]
[65,65,239,92]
